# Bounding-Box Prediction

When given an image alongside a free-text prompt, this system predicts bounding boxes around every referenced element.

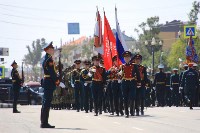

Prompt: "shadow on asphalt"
[54,128,87,130]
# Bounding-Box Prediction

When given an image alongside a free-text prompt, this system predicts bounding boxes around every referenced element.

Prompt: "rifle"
[21,62,25,84]
[58,48,67,96]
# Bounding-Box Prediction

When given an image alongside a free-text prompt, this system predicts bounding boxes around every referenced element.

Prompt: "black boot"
[40,108,55,128]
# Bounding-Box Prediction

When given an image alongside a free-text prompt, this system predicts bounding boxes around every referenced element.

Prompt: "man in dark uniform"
[179,64,188,106]
[181,63,199,109]
[80,60,93,113]
[165,71,172,107]
[109,55,124,116]
[192,63,199,106]
[120,51,141,118]
[133,54,147,116]
[170,68,180,107]
[40,42,60,128]
[11,60,22,113]
[90,55,106,116]
[71,60,82,112]
[153,64,166,107]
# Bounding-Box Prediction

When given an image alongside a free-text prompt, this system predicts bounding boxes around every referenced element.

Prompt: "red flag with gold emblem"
[103,12,117,70]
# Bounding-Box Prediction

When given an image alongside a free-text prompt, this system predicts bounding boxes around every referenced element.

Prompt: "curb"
[0,103,13,108]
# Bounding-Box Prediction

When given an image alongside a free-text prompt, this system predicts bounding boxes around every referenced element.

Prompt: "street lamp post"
[145,37,162,76]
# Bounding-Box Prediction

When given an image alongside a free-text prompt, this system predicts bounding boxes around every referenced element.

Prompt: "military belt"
[75,80,80,82]
[156,82,165,84]
[172,83,179,85]
[85,81,92,83]
[92,79,102,82]
[122,77,135,81]
[166,85,170,86]
[12,80,16,83]
[44,75,50,78]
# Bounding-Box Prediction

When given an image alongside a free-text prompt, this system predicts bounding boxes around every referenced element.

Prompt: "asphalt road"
[0,105,200,133]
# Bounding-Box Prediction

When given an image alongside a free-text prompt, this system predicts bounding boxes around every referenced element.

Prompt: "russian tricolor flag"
[115,7,128,64]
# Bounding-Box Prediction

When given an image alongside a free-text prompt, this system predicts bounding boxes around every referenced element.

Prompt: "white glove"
[179,87,183,90]
[88,72,92,77]
[91,68,96,72]
[118,80,122,83]
[118,70,122,76]
[170,87,173,90]
[84,83,88,86]
[153,87,156,90]
[59,82,66,88]
[71,84,75,88]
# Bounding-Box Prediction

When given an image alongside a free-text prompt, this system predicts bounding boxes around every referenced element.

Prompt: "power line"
[0,20,64,29]
[0,12,66,22]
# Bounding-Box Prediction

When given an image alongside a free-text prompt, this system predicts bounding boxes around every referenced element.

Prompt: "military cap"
[43,41,54,51]
[158,64,164,69]
[74,60,81,64]
[83,60,91,65]
[11,60,17,66]
[172,68,178,71]
[112,55,118,62]
[92,55,101,61]
[133,54,142,60]
[122,51,131,57]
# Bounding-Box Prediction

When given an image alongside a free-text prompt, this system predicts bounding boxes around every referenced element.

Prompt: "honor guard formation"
[10,42,200,128]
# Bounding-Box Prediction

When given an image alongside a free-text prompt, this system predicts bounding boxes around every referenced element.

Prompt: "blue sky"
[0,0,195,68]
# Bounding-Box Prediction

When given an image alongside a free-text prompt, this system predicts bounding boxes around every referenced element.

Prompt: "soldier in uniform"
[133,54,147,116]
[80,60,93,113]
[90,55,106,116]
[181,63,199,109]
[179,64,188,106]
[165,71,172,107]
[41,42,60,128]
[153,64,166,107]
[120,51,141,118]
[192,63,199,106]
[71,60,82,112]
[11,60,22,113]
[170,68,180,107]
[109,55,124,116]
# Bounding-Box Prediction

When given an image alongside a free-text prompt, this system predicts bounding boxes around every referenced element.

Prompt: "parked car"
[0,79,43,105]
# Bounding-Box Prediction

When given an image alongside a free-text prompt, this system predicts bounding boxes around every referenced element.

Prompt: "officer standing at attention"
[11,60,22,113]
[181,63,199,109]
[153,64,166,107]
[170,68,180,107]
[133,54,147,116]
[41,42,60,128]
[90,55,106,116]
[120,51,141,118]
[71,60,82,112]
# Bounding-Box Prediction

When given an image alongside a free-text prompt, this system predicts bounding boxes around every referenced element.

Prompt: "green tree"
[23,38,46,81]
[188,1,200,24]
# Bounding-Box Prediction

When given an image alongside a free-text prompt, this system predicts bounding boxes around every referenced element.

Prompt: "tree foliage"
[23,38,46,81]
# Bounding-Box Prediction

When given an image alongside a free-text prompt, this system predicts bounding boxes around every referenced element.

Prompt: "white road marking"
[85,116,89,117]
[113,122,121,125]
[98,118,101,120]
[132,127,144,131]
